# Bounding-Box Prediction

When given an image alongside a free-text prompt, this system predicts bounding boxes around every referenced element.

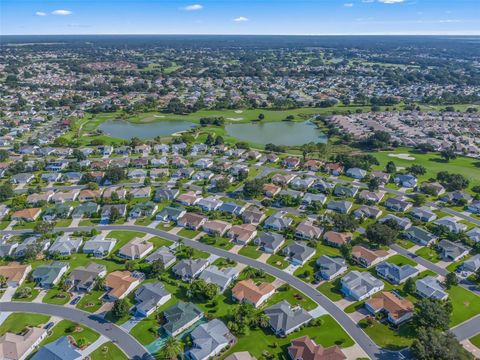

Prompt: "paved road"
[452,314,480,341]
[391,244,449,277]
[0,302,151,360]
[2,225,407,360]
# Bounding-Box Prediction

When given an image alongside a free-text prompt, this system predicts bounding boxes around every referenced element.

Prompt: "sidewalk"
[80,335,109,357]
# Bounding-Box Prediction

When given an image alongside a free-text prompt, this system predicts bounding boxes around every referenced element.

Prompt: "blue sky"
[1,0,479,35]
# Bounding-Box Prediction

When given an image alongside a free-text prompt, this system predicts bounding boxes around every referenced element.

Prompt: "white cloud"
[378,0,405,3]
[183,4,203,11]
[233,16,248,22]
[35,11,47,16]
[52,9,72,16]
[362,0,375,2]
[344,3,354,7]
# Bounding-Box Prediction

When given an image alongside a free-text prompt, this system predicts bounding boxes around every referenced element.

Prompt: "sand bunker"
[388,153,416,161]
[234,110,243,114]
[227,117,243,121]
[153,115,165,118]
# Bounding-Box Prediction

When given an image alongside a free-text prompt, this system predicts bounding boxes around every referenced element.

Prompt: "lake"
[225,121,327,146]
[98,119,197,139]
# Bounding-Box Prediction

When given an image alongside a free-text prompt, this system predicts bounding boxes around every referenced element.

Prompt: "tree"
[444,272,458,289]
[411,193,427,207]
[103,167,125,184]
[149,259,164,278]
[256,313,270,328]
[34,221,55,235]
[112,299,130,319]
[0,275,7,288]
[340,244,352,262]
[437,171,469,191]
[407,164,427,176]
[367,177,380,192]
[205,134,215,146]
[242,178,265,199]
[0,149,9,162]
[411,328,473,360]
[214,136,224,146]
[0,183,14,202]
[413,298,451,331]
[385,161,396,174]
[365,223,398,246]
[214,178,230,192]
[160,336,183,360]
[109,207,121,223]
[440,148,457,162]
[331,213,358,232]
[258,113,265,120]
[403,277,416,295]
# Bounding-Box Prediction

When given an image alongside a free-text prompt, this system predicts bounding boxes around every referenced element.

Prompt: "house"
[194,158,213,169]
[437,239,469,262]
[134,282,172,317]
[163,302,204,336]
[118,238,153,260]
[31,336,82,360]
[410,207,437,222]
[346,167,367,180]
[416,275,448,300]
[218,202,246,215]
[290,177,316,190]
[303,159,323,171]
[130,187,151,199]
[178,212,207,230]
[0,262,31,287]
[177,191,201,206]
[42,204,73,222]
[225,352,256,360]
[27,191,54,205]
[264,212,293,231]
[371,171,391,184]
[231,279,275,308]
[82,236,117,257]
[78,189,102,202]
[326,200,352,214]
[462,254,480,273]
[255,232,285,254]
[376,262,419,284]
[11,173,34,185]
[202,220,232,237]
[288,336,346,360]
[323,231,352,248]
[354,205,382,219]
[440,191,473,205]
[352,246,389,268]
[302,193,327,205]
[434,217,468,233]
[11,208,42,222]
[0,327,47,360]
[295,221,323,240]
[103,187,127,200]
[51,189,79,203]
[324,163,343,176]
[333,185,358,198]
[154,188,179,202]
[379,214,412,230]
[272,173,296,185]
[199,265,240,292]
[394,174,417,188]
[340,271,384,301]
[384,197,412,212]
[66,263,107,292]
[31,262,69,288]
[105,271,140,300]
[100,204,127,223]
[197,196,223,212]
[227,224,257,245]
[467,228,480,243]
[14,237,50,259]
[186,319,235,360]
[283,156,301,169]
[242,206,266,225]
[150,168,169,180]
[282,242,316,266]
[404,226,437,246]
[265,300,313,337]
[156,206,186,222]
[72,202,99,219]
[145,246,176,268]
[62,172,82,183]
[358,190,385,203]
[48,235,82,256]
[467,201,480,215]
[420,182,445,196]
[365,292,414,325]
[129,201,158,219]
[316,255,347,280]
[264,183,281,198]
[172,259,209,282]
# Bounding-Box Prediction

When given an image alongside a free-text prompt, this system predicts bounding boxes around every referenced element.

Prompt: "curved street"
[0,301,151,360]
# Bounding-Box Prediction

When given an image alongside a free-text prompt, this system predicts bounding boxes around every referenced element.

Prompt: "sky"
[1,0,480,36]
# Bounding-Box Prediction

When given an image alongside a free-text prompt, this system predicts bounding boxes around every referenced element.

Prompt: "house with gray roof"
[385,197,412,212]
[394,174,417,188]
[31,336,82,360]
[264,300,313,337]
[410,207,437,222]
[316,255,347,281]
[404,226,437,246]
[154,188,179,202]
[71,202,99,219]
[341,271,384,301]
[264,212,293,232]
[15,236,50,258]
[199,265,240,292]
[302,193,327,205]
[48,235,82,256]
[254,232,285,254]
[437,240,470,262]
[156,206,186,222]
[326,200,353,214]
[462,254,480,273]
[467,228,480,243]
[346,167,367,180]
[354,205,382,219]
[163,302,204,336]
[333,185,358,198]
[42,204,73,222]
[32,262,69,288]
[440,191,473,205]
[434,217,467,233]
[82,236,117,257]
[281,242,315,266]
[172,259,209,283]
[218,202,246,215]
[376,262,419,284]
[129,201,158,219]
[145,246,176,268]
[134,282,172,317]
[379,214,412,230]
[186,319,235,360]
[66,263,106,292]
[197,196,223,212]
[467,201,480,215]
[416,276,448,300]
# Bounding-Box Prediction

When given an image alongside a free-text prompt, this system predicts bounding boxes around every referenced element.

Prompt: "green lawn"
[0,313,50,336]
[266,253,289,269]
[223,314,354,358]
[265,284,317,311]
[470,333,480,349]
[386,254,417,267]
[149,236,173,249]
[90,342,128,360]
[43,288,71,305]
[76,290,105,313]
[13,282,39,302]
[238,244,262,259]
[41,320,100,348]
[177,228,200,239]
[359,318,415,350]
[447,285,480,326]
[108,230,146,252]
[317,279,344,302]
[198,235,234,251]
[415,246,441,263]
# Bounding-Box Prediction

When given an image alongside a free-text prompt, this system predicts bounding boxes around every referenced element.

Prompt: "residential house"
[31,262,69,288]
[218,202,246,216]
[118,238,153,260]
[316,256,347,281]
[202,220,232,237]
[104,271,140,300]
[462,254,480,273]
[0,327,47,360]
[416,276,448,300]
[103,187,127,200]
[365,292,414,325]
[71,202,99,219]
[231,279,275,308]
[288,336,346,360]
[227,224,257,245]
[186,319,235,360]
[404,226,438,246]
[172,259,209,282]
[177,212,208,230]
[282,242,316,266]
[384,197,412,212]
[264,212,293,231]
[440,191,473,205]
[354,205,383,219]
[434,217,468,233]
[467,228,480,243]
[129,201,158,219]
[272,173,296,186]
[420,182,445,196]
[242,206,266,225]
[265,300,313,337]
[156,206,186,222]
[326,200,352,214]
[376,262,419,284]
[371,171,391,184]
[352,246,389,268]
[199,265,240,292]
[0,262,31,287]
[66,263,107,292]
[154,188,179,202]
[78,189,102,202]
[333,185,358,198]
[11,173,34,185]
[51,189,79,203]
[346,167,367,180]
[145,246,176,268]
[340,271,384,301]
[177,191,201,206]
[264,183,281,198]
[100,204,127,223]
[295,221,323,240]
[42,204,73,222]
[48,235,82,256]
[410,207,437,222]
[255,232,285,254]
[283,157,301,169]
[163,302,204,336]
[290,177,316,190]
[379,214,412,230]
[31,336,81,360]
[15,237,50,259]
[359,190,385,203]
[437,239,470,262]
[134,282,172,317]
[467,201,480,215]
[82,236,117,257]
[323,231,352,248]
[324,163,343,176]
[11,208,42,222]
[302,193,327,205]
[197,196,223,212]
[394,174,418,188]
[130,187,151,199]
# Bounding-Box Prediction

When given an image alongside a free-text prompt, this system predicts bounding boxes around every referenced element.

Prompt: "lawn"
[76,290,106,313]
[41,320,100,348]
[108,230,146,252]
[149,236,173,249]
[415,246,441,263]
[470,333,480,349]
[198,235,234,251]
[13,281,39,302]
[223,314,354,358]
[43,288,71,305]
[266,253,289,269]
[317,279,344,302]
[90,342,128,360]
[359,318,415,350]
[175,245,210,259]
[0,313,50,336]
[177,228,200,239]
[386,254,417,267]
[238,244,262,259]
[447,285,480,326]
[265,284,317,311]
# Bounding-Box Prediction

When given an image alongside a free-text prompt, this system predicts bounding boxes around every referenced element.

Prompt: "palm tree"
[257,313,270,328]
[243,266,257,279]
[159,337,182,360]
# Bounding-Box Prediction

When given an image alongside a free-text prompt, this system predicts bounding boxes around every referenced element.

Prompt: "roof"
[288,336,346,360]
[341,270,384,298]
[232,279,275,304]
[105,271,138,299]
[366,292,414,320]
[0,327,46,360]
[118,238,153,258]
[163,302,203,334]
[187,319,233,359]
[0,262,30,283]
[12,208,41,219]
[199,265,239,290]
[135,282,170,314]
[265,300,312,334]
[416,276,448,300]
[172,258,209,278]
[31,336,81,360]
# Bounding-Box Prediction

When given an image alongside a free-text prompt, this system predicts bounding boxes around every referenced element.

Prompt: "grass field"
[359,318,415,350]
[90,342,128,360]
[41,319,100,347]
[447,285,480,326]
[470,333,480,349]
[0,313,50,336]
[43,288,71,305]
[415,246,441,263]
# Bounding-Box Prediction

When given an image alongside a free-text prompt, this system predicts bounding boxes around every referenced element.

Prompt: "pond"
[225,120,327,146]
[98,119,197,139]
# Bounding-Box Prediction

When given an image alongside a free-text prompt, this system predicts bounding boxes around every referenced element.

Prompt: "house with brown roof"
[178,213,207,230]
[0,327,47,360]
[177,191,201,206]
[271,173,296,185]
[103,187,127,200]
[352,246,389,268]
[365,292,414,325]
[0,262,31,287]
[118,238,153,260]
[227,224,257,245]
[288,336,346,360]
[202,220,232,237]
[303,159,324,172]
[105,271,140,300]
[263,183,281,198]
[78,189,102,202]
[51,189,80,204]
[231,279,275,308]
[323,231,352,248]
[11,208,42,222]
[324,163,343,176]
[26,191,54,205]
[295,221,323,240]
